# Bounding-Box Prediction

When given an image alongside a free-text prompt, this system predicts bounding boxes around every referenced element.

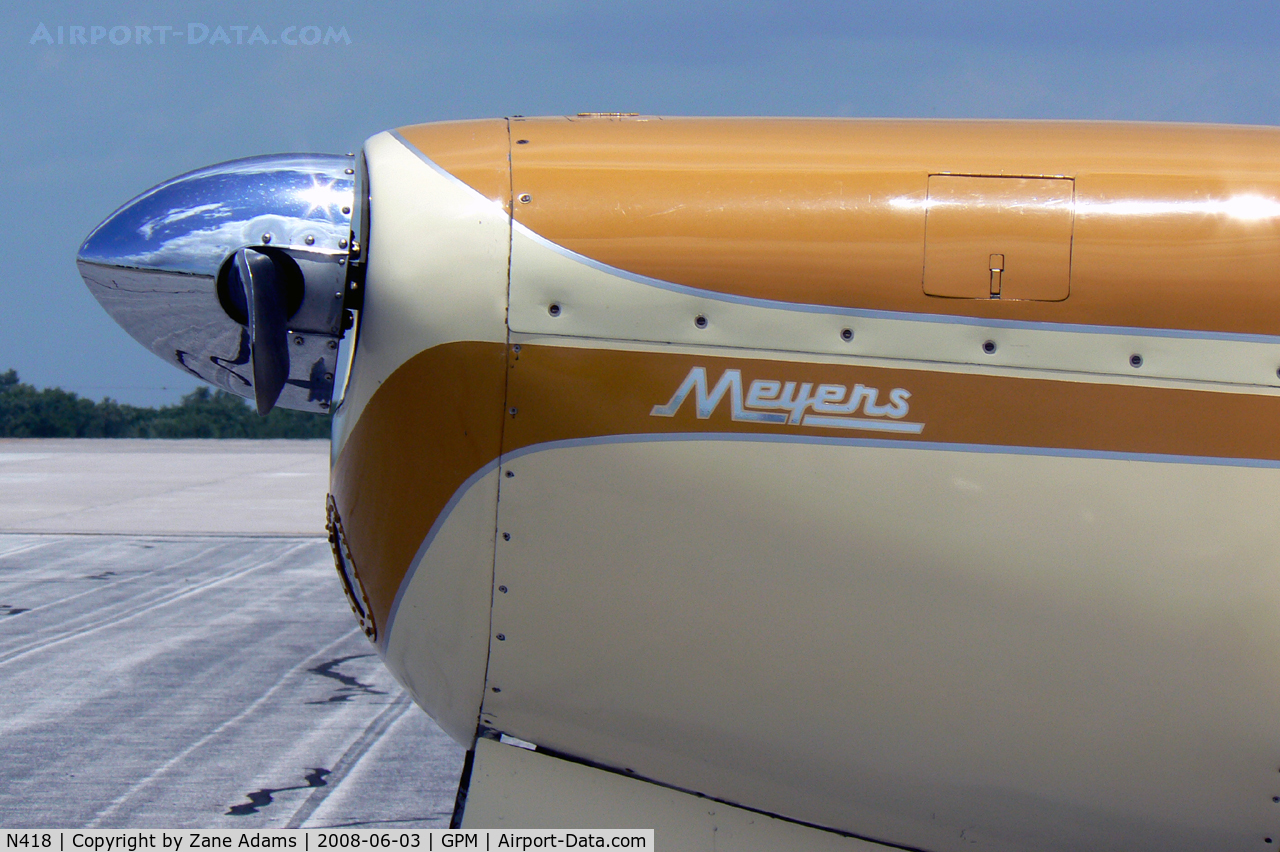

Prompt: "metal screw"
[548,303,561,317]
[334,291,343,299]
[518,193,532,204]
[294,336,306,346]
[261,233,272,244]
[505,470,514,478]
[341,206,350,214]
[1130,354,1143,368]
[339,237,348,248]
[304,235,315,245]
[516,139,529,144]
[983,340,996,354]
[509,407,517,416]
[346,152,354,157]
[324,372,334,382]
[1273,796,1279,803]
[502,532,511,541]
[499,585,508,593]
[840,328,853,341]
[496,633,505,641]
[338,257,346,265]
[344,168,354,175]
[327,340,337,350]
[694,315,708,329]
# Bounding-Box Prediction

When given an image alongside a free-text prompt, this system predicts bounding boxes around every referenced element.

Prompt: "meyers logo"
[651,366,925,434]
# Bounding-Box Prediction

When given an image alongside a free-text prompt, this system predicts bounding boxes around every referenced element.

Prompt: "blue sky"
[9,0,1280,405]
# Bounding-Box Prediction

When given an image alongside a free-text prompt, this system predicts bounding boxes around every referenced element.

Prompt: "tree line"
[0,370,331,438]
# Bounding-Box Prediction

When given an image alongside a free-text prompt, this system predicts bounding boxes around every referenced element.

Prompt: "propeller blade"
[234,248,291,415]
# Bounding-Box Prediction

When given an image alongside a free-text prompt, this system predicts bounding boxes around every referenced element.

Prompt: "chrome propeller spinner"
[77,154,357,413]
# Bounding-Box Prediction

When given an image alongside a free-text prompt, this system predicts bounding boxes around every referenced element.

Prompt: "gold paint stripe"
[504,345,1280,463]
[334,340,1280,647]
[331,341,508,646]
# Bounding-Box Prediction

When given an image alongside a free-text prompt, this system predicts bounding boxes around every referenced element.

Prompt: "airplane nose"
[76,153,357,413]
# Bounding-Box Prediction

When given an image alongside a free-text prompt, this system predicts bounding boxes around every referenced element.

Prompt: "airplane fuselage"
[82,116,1280,850]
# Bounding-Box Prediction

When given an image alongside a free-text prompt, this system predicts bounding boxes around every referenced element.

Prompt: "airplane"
[76,115,1280,850]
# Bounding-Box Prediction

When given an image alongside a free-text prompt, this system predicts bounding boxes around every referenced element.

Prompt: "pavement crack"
[227,767,330,816]
[307,654,388,704]
[0,541,313,669]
